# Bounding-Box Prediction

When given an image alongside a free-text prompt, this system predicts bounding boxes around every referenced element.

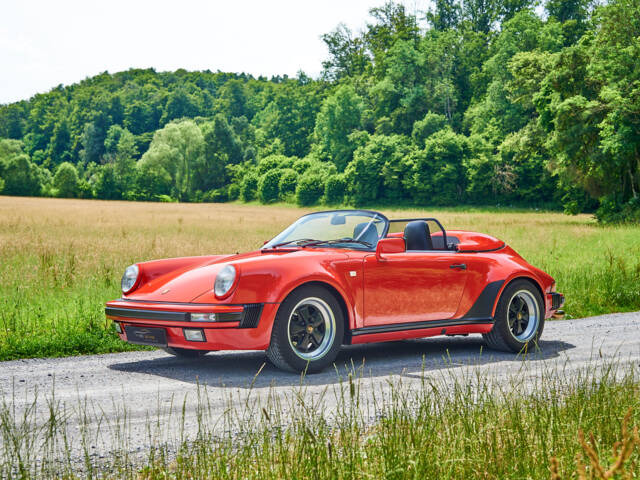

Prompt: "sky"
[0,0,429,105]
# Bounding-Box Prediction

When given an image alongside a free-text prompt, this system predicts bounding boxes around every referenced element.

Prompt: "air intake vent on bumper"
[239,304,263,329]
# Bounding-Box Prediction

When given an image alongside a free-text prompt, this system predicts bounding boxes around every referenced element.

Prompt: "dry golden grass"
[0,197,301,266]
[1,196,639,359]
[0,197,614,274]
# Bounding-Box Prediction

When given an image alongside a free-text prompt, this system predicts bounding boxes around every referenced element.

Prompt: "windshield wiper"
[267,237,374,250]
[309,238,374,248]
[266,238,321,249]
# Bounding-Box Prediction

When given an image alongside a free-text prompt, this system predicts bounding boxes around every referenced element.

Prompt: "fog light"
[190,313,217,322]
[114,322,122,334]
[183,328,206,342]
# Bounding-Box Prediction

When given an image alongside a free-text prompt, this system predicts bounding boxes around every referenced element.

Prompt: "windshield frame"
[262,209,390,251]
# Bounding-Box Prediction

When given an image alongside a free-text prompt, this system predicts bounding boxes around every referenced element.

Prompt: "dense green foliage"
[1,0,638,221]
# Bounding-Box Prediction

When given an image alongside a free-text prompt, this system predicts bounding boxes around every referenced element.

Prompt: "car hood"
[124,248,349,303]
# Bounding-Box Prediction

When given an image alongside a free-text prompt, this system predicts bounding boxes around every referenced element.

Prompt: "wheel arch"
[278,280,351,344]
[493,275,544,316]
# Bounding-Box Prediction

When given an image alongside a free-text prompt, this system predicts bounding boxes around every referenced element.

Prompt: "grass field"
[1,196,640,361]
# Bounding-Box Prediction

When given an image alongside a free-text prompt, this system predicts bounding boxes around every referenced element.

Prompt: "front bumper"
[105,299,279,351]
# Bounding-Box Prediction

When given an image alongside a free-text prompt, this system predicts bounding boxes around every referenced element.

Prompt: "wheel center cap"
[307,325,314,333]
[517,312,523,320]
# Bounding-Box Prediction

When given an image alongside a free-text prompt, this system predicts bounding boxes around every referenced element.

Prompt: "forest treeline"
[0,0,638,221]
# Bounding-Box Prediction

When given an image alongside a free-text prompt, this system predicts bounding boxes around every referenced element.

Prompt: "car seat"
[404,220,433,250]
[353,222,380,246]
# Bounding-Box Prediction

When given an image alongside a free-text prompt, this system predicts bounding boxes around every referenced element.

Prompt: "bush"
[560,182,598,216]
[324,174,346,205]
[203,187,229,203]
[240,174,259,202]
[292,158,312,174]
[53,162,79,198]
[256,155,285,175]
[1,154,43,196]
[278,168,298,200]
[0,177,4,193]
[345,135,411,206]
[596,196,640,224]
[412,112,447,145]
[296,174,325,206]
[192,190,204,203]
[38,168,53,196]
[278,156,296,169]
[414,129,468,205]
[135,161,172,201]
[227,184,240,201]
[305,159,337,178]
[94,164,119,200]
[258,170,281,203]
[77,179,94,199]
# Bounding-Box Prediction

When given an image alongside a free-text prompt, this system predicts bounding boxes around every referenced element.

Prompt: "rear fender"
[491,272,546,317]
[454,248,550,320]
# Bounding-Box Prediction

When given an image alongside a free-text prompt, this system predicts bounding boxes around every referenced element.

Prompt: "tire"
[483,279,545,353]
[266,285,345,373]
[163,347,208,358]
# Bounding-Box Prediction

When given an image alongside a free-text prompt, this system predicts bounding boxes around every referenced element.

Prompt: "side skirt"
[350,318,493,337]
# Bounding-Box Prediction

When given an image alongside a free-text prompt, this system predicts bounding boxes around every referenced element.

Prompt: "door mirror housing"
[375,237,405,259]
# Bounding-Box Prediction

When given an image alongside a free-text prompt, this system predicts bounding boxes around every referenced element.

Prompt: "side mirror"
[375,237,405,259]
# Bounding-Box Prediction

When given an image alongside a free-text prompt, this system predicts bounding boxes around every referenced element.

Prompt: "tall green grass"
[1,197,640,360]
[0,362,638,478]
[0,248,145,360]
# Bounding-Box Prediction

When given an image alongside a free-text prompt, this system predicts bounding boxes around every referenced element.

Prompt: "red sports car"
[106,209,564,373]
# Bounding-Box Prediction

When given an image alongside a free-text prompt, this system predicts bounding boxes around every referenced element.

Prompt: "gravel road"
[1,312,639,470]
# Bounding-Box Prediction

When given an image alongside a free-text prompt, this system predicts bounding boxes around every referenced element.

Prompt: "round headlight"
[121,264,140,294]
[214,265,236,298]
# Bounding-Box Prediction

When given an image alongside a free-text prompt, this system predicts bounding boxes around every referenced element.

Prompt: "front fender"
[191,251,361,327]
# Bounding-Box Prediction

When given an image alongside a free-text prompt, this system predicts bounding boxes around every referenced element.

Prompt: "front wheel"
[483,280,544,353]
[266,286,344,373]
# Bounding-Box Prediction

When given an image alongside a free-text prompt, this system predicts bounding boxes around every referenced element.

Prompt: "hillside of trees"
[0,0,638,222]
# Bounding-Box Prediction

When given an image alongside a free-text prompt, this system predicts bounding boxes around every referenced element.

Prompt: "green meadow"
[1,196,639,361]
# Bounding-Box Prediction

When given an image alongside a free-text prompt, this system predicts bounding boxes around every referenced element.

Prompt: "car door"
[362,251,468,327]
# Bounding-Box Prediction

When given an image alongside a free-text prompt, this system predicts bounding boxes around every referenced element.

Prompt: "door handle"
[450,263,467,270]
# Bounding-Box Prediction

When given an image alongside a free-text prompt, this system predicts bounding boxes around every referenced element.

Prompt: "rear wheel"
[266,285,344,373]
[483,280,544,353]
[163,347,208,358]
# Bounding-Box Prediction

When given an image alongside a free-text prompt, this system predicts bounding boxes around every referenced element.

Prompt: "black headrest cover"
[404,220,433,251]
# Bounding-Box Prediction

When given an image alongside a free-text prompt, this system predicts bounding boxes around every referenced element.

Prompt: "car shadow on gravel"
[108,336,575,389]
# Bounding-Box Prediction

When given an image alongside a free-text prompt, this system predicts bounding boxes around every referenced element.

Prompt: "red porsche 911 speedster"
[105,209,564,372]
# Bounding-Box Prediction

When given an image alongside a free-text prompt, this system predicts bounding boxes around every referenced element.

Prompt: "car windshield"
[263,210,388,250]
